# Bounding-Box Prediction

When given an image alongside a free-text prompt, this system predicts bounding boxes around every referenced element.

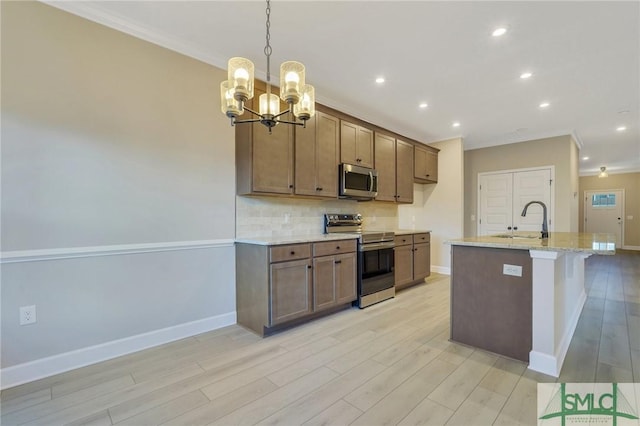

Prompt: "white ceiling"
[47,1,640,175]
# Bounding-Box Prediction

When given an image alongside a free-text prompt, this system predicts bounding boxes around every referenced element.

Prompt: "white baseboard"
[431,265,451,275]
[0,311,236,390]
[622,245,640,251]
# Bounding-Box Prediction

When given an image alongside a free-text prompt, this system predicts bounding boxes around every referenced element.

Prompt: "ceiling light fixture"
[419,102,428,109]
[375,77,385,84]
[492,27,507,37]
[539,102,550,108]
[520,72,533,79]
[582,156,590,161]
[616,126,627,132]
[598,166,609,178]
[452,122,461,128]
[220,0,314,133]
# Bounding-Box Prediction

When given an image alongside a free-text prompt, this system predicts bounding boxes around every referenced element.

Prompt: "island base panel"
[451,245,532,362]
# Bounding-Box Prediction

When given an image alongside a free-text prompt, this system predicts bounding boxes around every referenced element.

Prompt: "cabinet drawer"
[313,239,357,257]
[270,243,311,263]
[394,235,413,246]
[413,233,430,243]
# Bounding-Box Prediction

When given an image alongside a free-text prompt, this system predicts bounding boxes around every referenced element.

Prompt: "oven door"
[358,245,395,296]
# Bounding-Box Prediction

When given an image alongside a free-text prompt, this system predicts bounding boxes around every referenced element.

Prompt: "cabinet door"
[294,111,317,196]
[340,120,358,165]
[356,126,374,168]
[313,256,337,311]
[424,150,438,183]
[252,87,294,194]
[335,253,357,304]
[396,139,414,203]
[413,242,431,281]
[394,244,414,287]
[374,133,396,202]
[270,259,312,325]
[414,145,437,183]
[340,120,373,168]
[315,112,339,198]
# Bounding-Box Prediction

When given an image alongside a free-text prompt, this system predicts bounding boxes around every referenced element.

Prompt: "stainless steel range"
[324,214,395,308]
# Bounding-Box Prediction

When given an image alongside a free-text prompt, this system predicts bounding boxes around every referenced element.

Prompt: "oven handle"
[359,241,395,252]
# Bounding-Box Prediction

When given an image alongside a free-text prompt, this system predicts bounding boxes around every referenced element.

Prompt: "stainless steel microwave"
[339,163,378,200]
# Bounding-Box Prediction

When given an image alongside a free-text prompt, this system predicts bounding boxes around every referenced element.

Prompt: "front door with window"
[584,190,624,247]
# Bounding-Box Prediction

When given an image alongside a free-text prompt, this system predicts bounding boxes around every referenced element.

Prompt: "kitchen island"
[446,232,615,377]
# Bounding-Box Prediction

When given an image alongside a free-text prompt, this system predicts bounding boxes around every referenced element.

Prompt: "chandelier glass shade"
[598,166,609,178]
[220,0,315,132]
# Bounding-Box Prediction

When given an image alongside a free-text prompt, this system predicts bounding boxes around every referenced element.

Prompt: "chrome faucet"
[521,201,549,239]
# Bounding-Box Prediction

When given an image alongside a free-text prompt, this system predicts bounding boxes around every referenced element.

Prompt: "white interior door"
[479,173,512,236]
[513,169,552,232]
[584,190,623,246]
[479,168,552,236]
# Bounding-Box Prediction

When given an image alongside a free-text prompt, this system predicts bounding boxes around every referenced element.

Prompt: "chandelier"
[220,0,315,133]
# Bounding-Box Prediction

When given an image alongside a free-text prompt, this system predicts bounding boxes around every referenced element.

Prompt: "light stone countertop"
[235,233,360,246]
[445,232,616,255]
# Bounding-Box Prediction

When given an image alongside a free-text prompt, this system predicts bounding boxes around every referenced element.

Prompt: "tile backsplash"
[236,196,399,238]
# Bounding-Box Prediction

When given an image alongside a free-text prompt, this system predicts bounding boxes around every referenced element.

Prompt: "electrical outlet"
[20,305,37,325]
[503,264,523,277]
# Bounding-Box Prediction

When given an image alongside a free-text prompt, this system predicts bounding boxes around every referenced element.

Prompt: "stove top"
[324,213,394,244]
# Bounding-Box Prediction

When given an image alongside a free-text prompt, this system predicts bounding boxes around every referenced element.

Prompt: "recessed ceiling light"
[616,126,627,132]
[492,27,507,37]
[452,122,461,128]
[539,102,550,108]
[520,72,533,79]
[419,102,428,109]
[375,77,385,84]
[582,156,590,161]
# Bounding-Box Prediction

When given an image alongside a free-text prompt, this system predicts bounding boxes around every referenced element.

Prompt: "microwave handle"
[368,171,374,192]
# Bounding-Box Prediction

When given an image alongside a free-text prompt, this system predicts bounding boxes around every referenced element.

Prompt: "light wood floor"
[1,250,638,426]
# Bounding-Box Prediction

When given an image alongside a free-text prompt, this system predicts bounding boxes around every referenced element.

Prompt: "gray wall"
[1,2,235,370]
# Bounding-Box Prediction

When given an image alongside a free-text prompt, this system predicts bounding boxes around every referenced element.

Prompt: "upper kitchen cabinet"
[340,120,373,168]
[295,110,340,198]
[236,86,294,195]
[414,144,439,183]
[374,133,414,203]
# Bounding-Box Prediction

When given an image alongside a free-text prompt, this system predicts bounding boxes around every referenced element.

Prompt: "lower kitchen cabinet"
[236,239,357,336]
[313,252,357,311]
[270,258,312,325]
[394,232,431,290]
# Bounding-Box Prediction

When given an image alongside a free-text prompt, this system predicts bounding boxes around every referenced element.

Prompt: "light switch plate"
[503,264,523,277]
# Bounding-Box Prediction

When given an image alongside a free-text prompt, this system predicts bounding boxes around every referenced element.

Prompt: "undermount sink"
[493,234,540,239]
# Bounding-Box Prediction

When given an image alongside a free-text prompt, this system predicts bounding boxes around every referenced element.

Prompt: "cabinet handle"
[316,187,323,191]
[426,174,430,177]
[513,226,518,230]
[307,265,312,269]
[336,246,340,250]
[335,260,342,264]
[402,239,406,242]
[290,251,295,255]
[289,184,294,189]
